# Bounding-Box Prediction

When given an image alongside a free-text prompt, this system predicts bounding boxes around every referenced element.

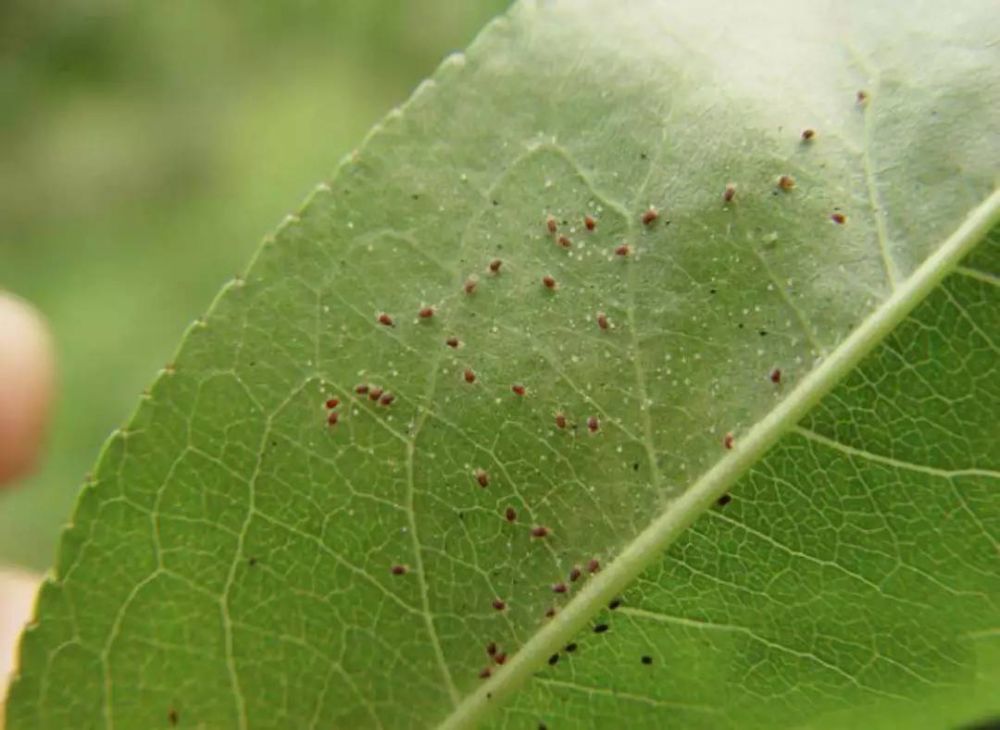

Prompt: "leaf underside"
[7,2,999,729]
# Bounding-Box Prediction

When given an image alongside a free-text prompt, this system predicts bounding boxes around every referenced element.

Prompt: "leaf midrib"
[436,187,1000,730]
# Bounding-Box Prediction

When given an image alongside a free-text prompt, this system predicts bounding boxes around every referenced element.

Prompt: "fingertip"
[0,293,55,486]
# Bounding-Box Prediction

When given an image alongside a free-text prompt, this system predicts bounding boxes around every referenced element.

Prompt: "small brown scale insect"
[551,582,568,594]
[464,277,478,295]
[596,312,609,330]
[489,259,502,273]
[505,506,517,522]
[554,412,567,429]
[831,212,847,224]
[584,215,597,231]
[723,183,736,203]
[546,215,558,234]
[587,416,600,433]
[641,206,659,225]
[419,306,435,319]
[464,368,476,384]
[557,235,572,249]
[446,336,460,348]
[368,387,384,401]
[542,275,557,290]
[801,128,816,141]
[378,312,394,326]
[475,468,489,487]
[327,412,340,426]
[355,384,370,395]
[531,525,550,538]
[614,243,631,257]
[379,392,395,406]
[511,384,526,396]
[723,432,735,450]
[777,175,795,191]
[587,558,600,573]
[492,598,506,611]
[770,368,782,384]
[325,398,339,409]
[390,564,408,575]
[569,566,582,582]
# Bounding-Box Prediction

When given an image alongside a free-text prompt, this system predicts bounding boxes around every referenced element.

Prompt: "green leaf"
[7,1,999,728]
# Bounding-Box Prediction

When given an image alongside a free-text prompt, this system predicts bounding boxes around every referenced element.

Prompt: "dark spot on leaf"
[390,564,408,575]
[492,199,499,206]
[593,623,609,634]
[446,336,460,348]
[857,89,869,104]
[168,709,178,726]
[641,655,653,665]
[505,506,517,522]
[494,652,506,665]
[544,606,557,619]
[486,641,497,656]
[565,643,577,653]
[587,558,600,573]
[479,667,492,679]
[247,557,257,567]
[608,599,622,610]
[632,462,640,471]
[717,493,732,507]
[569,566,581,582]
[552,582,567,594]
[548,653,559,666]
[759,329,768,337]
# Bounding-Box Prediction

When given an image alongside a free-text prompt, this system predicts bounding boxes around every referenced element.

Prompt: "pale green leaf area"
[7,1,1000,729]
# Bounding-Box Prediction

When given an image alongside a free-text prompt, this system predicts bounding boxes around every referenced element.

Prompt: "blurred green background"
[0,0,509,570]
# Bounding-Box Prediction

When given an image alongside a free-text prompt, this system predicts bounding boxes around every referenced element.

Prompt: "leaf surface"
[7,1,999,728]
